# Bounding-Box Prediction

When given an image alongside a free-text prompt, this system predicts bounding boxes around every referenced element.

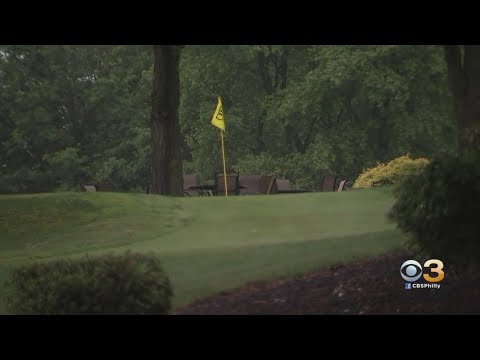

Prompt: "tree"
[149,45,184,196]
[443,45,480,156]
[0,45,153,193]
[179,45,455,186]
[0,45,459,193]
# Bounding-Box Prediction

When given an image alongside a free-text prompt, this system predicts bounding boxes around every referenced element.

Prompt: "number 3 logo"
[423,259,444,282]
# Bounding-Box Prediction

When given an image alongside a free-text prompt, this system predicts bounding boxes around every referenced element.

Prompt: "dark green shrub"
[388,152,480,267]
[5,252,173,315]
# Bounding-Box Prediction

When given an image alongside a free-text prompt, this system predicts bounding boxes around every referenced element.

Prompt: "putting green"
[0,188,405,313]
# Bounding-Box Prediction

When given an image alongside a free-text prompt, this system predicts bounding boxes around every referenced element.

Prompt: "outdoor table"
[186,184,215,196]
[277,189,314,194]
[187,184,247,196]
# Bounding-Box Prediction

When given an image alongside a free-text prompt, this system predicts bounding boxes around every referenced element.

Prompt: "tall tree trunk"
[278,47,288,90]
[256,47,291,152]
[444,45,480,156]
[256,50,274,95]
[150,45,183,196]
[255,49,274,153]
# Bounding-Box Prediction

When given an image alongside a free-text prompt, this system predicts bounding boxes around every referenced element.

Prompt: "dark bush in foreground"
[5,252,172,315]
[388,152,480,267]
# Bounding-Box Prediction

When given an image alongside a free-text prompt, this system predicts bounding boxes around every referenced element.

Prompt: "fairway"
[0,188,406,313]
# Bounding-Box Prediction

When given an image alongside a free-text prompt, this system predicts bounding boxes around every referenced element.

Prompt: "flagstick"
[220,130,228,197]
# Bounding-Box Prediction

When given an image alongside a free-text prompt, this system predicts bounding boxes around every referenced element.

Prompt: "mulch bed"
[173,251,480,315]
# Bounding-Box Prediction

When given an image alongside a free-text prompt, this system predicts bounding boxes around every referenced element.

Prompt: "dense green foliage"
[1,45,456,192]
[0,45,152,192]
[388,152,480,266]
[4,252,172,314]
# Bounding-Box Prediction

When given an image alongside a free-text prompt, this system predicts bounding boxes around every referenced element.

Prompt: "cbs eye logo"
[400,259,444,283]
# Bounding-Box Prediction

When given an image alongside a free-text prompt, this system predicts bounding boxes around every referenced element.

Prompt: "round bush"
[353,155,429,189]
[4,252,173,315]
[388,152,480,267]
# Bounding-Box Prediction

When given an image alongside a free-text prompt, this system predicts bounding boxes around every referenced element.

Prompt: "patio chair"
[82,185,96,192]
[215,172,241,196]
[276,178,291,191]
[337,179,346,192]
[239,175,278,195]
[239,175,262,195]
[320,175,337,192]
[183,173,203,197]
[94,183,115,192]
[262,175,278,195]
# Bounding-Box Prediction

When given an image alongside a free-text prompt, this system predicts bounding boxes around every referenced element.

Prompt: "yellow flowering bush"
[353,155,430,189]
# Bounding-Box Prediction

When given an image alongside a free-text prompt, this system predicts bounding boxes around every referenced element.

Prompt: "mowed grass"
[0,188,406,313]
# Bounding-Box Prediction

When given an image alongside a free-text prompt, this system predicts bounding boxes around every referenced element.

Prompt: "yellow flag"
[211,97,225,131]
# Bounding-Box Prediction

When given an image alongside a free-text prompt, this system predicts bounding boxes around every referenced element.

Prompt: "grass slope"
[0,188,405,313]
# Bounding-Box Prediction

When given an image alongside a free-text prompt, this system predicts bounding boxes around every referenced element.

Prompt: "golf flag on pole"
[211,97,225,131]
[211,96,228,197]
